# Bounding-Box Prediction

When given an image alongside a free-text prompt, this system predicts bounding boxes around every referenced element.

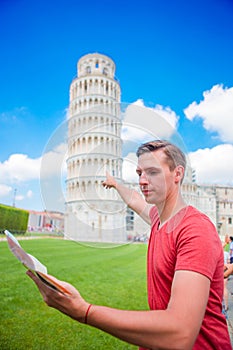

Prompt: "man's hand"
[224,263,233,278]
[26,270,89,322]
[102,171,118,189]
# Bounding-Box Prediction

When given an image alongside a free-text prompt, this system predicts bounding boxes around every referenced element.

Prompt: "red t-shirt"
[140,205,231,350]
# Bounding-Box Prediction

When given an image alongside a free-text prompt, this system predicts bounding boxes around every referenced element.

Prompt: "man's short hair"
[136,140,187,172]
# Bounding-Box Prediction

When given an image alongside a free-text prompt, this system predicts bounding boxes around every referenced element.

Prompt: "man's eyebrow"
[136,166,160,173]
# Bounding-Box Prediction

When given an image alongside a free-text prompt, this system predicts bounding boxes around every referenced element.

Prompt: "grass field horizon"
[0,237,148,349]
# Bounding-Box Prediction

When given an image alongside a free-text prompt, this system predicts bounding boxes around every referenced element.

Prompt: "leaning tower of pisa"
[65,53,127,242]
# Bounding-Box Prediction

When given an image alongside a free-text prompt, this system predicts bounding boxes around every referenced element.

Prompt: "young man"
[27,140,231,349]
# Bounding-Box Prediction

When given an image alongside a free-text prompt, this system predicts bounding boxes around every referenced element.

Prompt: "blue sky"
[0,0,233,211]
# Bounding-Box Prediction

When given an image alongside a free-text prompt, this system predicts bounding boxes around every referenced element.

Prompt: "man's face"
[136,150,176,206]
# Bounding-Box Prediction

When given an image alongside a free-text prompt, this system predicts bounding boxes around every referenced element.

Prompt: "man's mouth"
[142,190,150,196]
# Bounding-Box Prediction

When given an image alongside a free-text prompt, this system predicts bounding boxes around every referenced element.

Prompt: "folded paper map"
[5,230,71,295]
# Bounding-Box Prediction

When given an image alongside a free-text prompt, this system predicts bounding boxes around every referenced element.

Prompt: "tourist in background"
[229,236,233,264]
[223,239,230,312]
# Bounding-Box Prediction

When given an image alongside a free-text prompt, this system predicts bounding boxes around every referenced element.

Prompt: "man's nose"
[139,172,148,185]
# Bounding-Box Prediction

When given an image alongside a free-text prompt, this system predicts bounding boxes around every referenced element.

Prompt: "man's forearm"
[85,305,194,350]
[115,183,151,224]
[115,182,140,208]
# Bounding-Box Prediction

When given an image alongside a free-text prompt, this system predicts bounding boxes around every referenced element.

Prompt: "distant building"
[181,168,217,226]
[198,185,233,238]
[28,210,64,233]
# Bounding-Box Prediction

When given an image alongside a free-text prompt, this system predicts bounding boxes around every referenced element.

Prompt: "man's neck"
[157,194,187,228]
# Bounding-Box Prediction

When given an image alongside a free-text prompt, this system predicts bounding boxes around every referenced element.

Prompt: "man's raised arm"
[102,172,151,225]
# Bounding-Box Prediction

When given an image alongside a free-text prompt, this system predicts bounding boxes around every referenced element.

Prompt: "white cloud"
[184,84,233,143]
[122,152,138,182]
[15,194,24,201]
[40,142,67,179]
[27,190,33,198]
[0,154,41,183]
[189,144,233,185]
[13,190,33,202]
[0,143,67,185]
[0,106,26,123]
[0,140,67,210]
[0,184,12,197]
[122,100,179,142]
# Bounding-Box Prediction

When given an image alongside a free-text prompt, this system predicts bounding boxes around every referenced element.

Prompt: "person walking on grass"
[27,140,231,349]
[229,236,233,264]
[222,236,230,313]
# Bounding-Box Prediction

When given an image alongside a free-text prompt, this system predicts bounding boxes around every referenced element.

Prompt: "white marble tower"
[65,53,127,242]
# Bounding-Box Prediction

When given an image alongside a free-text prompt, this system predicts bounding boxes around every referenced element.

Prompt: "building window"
[229,217,232,225]
[126,208,134,231]
[103,67,108,75]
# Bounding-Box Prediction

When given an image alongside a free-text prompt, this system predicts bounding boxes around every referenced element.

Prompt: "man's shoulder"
[178,206,217,235]
[185,205,214,223]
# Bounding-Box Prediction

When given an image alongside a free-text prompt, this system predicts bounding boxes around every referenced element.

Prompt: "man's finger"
[26,270,44,288]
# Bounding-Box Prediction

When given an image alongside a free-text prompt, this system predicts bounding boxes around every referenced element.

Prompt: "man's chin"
[144,197,154,204]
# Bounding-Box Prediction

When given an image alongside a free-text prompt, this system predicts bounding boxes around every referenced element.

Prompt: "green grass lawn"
[0,238,148,350]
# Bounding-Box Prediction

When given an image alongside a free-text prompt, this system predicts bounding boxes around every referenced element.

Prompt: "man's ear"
[174,165,184,183]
